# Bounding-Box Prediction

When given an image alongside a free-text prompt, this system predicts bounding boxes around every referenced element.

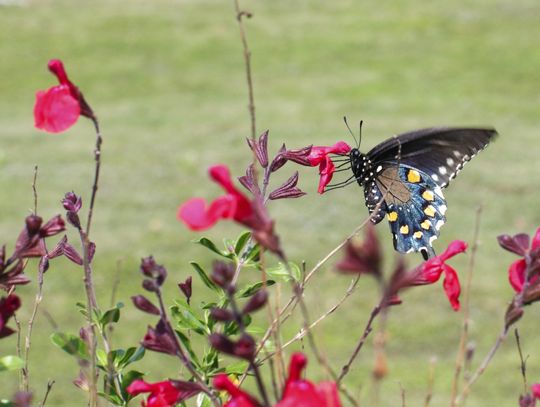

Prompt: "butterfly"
[329,123,497,260]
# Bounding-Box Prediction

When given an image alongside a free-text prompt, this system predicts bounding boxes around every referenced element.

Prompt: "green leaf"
[237,280,275,298]
[76,302,88,318]
[50,332,89,359]
[234,231,252,255]
[190,262,220,293]
[118,347,145,368]
[244,242,261,264]
[0,356,24,372]
[193,237,232,258]
[0,400,14,407]
[96,349,108,369]
[266,262,302,282]
[100,303,124,326]
[171,304,208,335]
[97,391,123,406]
[176,331,200,367]
[246,325,265,335]
[224,361,249,375]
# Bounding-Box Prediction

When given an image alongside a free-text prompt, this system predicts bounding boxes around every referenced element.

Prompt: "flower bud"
[209,333,235,354]
[132,295,160,315]
[210,308,234,322]
[234,334,256,360]
[62,191,82,213]
[242,290,268,314]
[25,215,43,235]
[178,277,192,304]
[211,261,235,289]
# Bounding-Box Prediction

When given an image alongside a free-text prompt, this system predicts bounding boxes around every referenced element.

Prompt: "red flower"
[411,240,468,311]
[0,294,21,339]
[276,353,341,407]
[498,227,540,293]
[307,142,351,194]
[213,353,342,407]
[213,375,258,407]
[532,383,540,399]
[178,165,253,230]
[34,59,93,133]
[127,379,194,407]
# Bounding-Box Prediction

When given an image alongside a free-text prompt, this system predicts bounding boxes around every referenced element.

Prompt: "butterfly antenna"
[358,120,363,149]
[343,116,359,147]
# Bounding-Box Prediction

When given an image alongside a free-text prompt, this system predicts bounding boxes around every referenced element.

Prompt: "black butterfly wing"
[367,127,497,187]
[363,127,497,259]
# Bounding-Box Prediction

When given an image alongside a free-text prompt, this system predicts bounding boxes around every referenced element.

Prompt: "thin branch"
[22,261,46,392]
[85,118,103,237]
[337,302,382,383]
[450,206,482,406]
[456,327,508,403]
[260,274,361,361]
[13,313,23,389]
[424,357,436,407]
[399,382,406,407]
[515,328,528,394]
[39,380,55,407]
[233,0,256,140]
[32,165,38,215]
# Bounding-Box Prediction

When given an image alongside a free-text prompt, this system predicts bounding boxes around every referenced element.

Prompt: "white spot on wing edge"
[429,235,438,245]
[446,158,455,166]
[439,204,448,215]
[439,166,447,175]
[432,174,439,182]
[435,220,445,230]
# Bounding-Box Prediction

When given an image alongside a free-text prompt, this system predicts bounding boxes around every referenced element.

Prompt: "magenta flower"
[410,240,468,311]
[498,227,540,293]
[34,59,94,133]
[127,379,197,407]
[532,383,540,399]
[178,165,253,231]
[307,142,351,193]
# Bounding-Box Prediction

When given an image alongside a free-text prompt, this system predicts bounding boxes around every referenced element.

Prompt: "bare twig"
[456,327,508,403]
[85,118,103,237]
[32,165,38,214]
[260,274,361,361]
[39,380,55,407]
[450,206,482,406]
[13,313,23,389]
[399,382,406,407]
[233,0,256,140]
[515,329,528,393]
[337,302,382,383]
[22,262,46,392]
[424,357,436,407]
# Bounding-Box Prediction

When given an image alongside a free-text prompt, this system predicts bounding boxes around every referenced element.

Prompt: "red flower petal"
[213,374,257,407]
[308,142,351,166]
[34,85,80,133]
[126,380,183,407]
[439,240,468,261]
[532,227,540,251]
[442,264,461,311]
[316,382,342,407]
[126,379,153,396]
[531,383,540,399]
[177,196,235,231]
[317,156,336,193]
[509,258,527,293]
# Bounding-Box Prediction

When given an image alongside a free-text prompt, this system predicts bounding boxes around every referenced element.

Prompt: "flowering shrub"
[1,14,539,407]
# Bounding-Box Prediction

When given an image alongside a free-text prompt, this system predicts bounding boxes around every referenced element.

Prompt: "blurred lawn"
[1,0,540,405]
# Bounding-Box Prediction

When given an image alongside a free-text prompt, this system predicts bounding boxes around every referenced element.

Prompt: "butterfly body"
[348,127,497,260]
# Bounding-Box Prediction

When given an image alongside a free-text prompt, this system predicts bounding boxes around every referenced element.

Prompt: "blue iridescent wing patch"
[371,165,447,258]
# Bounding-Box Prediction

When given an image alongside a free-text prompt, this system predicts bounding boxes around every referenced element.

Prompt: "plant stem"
[338,303,381,383]
[39,380,55,407]
[155,289,220,406]
[85,118,103,237]
[228,290,270,407]
[450,207,482,406]
[233,0,256,140]
[22,263,46,392]
[456,327,508,403]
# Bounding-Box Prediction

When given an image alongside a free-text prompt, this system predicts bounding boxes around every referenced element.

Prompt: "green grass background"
[1,0,540,405]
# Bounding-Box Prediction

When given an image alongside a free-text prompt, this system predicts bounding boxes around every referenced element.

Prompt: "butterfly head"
[350,148,374,187]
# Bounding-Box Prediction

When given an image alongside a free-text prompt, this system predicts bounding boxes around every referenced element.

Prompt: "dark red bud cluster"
[131,295,160,315]
[269,172,306,200]
[140,256,167,292]
[246,130,269,168]
[141,319,177,356]
[62,192,83,229]
[209,333,256,361]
